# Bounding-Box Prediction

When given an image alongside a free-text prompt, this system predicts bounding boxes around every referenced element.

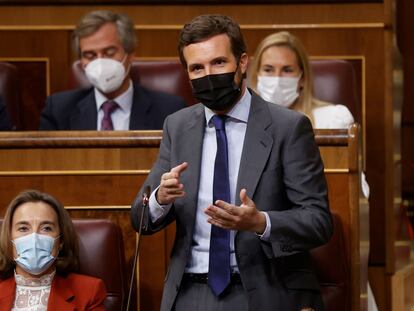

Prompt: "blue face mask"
[12,233,59,275]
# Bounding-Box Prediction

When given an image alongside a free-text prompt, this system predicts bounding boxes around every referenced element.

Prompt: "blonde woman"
[249,31,354,129]
[250,31,370,198]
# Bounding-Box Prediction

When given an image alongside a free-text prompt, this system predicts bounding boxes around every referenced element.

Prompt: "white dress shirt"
[94,80,133,130]
[149,88,270,273]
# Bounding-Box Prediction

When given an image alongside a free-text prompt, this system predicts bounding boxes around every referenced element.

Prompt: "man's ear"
[126,51,135,63]
[239,53,249,76]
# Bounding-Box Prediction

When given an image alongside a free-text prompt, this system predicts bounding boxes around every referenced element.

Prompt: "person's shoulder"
[47,88,93,105]
[0,276,14,286]
[313,102,351,115]
[166,103,201,122]
[312,103,354,129]
[53,273,106,307]
[62,272,104,286]
[56,273,106,295]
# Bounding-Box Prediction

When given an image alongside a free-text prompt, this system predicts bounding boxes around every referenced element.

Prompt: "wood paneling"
[0,128,365,311]
[0,1,399,309]
[0,4,387,26]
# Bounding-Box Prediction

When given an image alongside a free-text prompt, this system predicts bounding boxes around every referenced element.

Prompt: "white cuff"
[149,186,172,223]
[257,212,271,241]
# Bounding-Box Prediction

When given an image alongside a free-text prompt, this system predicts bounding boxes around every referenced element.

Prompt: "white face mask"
[257,75,301,108]
[85,56,129,94]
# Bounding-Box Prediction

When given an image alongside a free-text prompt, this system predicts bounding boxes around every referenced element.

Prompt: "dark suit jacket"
[39,84,187,130]
[0,273,106,310]
[0,96,12,130]
[131,90,332,311]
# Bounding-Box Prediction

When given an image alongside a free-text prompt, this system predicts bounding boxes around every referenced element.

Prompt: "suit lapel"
[0,277,16,311]
[236,92,273,205]
[48,275,75,311]
[179,105,205,225]
[129,84,151,129]
[69,90,97,130]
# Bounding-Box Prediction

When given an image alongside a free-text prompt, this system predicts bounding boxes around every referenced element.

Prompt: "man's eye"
[191,66,203,72]
[82,53,95,61]
[104,49,117,58]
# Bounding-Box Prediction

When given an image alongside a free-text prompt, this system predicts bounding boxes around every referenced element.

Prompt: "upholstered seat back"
[73,219,127,311]
[310,213,349,311]
[311,59,360,124]
[0,62,22,130]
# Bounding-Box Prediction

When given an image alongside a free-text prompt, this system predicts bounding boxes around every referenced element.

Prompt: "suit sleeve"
[263,114,332,258]
[86,278,107,311]
[130,115,176,234]
[39,96,58,130]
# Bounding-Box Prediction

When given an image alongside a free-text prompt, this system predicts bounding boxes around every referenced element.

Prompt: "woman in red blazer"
[0,190,107,310]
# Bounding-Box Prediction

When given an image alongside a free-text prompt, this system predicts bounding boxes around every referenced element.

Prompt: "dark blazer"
[39,84,187,130]
[0,96,12,130]
[131,90,332,311]
[0,273,107,311]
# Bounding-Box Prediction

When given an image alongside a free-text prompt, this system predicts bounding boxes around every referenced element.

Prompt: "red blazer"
[0,273,107,310]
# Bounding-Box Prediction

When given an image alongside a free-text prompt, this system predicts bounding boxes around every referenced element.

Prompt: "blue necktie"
[208,115,231,296]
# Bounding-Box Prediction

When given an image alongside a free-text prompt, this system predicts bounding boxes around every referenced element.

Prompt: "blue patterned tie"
[208,115,231,296]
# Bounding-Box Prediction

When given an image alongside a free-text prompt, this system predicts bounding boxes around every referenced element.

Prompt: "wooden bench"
[0,126,365,310]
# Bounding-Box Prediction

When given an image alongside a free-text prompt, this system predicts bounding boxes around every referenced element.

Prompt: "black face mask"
[190,71,242,111]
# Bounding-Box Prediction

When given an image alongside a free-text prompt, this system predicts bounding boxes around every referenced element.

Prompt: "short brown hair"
[0,190,80,279]
[178,14,247,68]
[72,10,137,57]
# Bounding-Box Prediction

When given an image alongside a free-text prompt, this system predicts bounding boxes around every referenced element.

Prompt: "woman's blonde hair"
[249,31,327,122]
[0,190,80,279]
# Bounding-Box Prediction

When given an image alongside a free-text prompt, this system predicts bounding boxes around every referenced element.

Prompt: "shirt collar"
[94,79,133,113]
[205,87,251,125]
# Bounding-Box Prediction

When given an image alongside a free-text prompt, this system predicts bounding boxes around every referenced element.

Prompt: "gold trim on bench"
[324,168,350,173]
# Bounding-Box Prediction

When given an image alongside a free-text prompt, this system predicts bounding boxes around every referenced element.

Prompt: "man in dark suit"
[39,10,186,130]
[131,14,332,311]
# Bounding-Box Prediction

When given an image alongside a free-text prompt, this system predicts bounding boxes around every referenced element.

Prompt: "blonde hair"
[249,31,327,123]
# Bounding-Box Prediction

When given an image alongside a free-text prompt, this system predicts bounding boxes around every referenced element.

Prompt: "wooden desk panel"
[0,127,363,311]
